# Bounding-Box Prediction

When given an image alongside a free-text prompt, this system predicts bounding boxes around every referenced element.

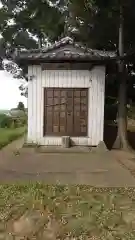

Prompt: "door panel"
[44,88,88,136]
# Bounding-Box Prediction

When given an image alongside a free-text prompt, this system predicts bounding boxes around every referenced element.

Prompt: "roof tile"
[15,36,116,62]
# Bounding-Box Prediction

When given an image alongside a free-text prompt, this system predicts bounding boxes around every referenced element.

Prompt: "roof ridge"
[14,36,117,61]
[17,36,116,56]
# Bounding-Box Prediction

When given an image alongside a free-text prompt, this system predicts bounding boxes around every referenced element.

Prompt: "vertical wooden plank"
[63,70,66,87]
[31,65,34,141]
[100,66,105,141]
[48,70,50,87]
[52,70,54,87]
[40,67,44,139]
[38,66,42,140]
[44,69,47,87]
[70,69,73,87]
[31,65,37,142]
[91,68,96,145]
[27,66,33,142]
[57,70,59,87]
[43,88,46,135]
[95,66,105,144]
[36,66,40,141]
[89,66,105,145]
[88,70,92,145]
[93,69,97,145]
[95,70,100,145]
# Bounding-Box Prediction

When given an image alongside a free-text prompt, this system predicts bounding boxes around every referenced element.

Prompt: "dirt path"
[0,137,24,158]
[1,137,24,152]
[0,137,25,171]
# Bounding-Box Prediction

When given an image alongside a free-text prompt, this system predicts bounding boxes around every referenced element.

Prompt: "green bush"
[0,127,27,149]
[0,114,13,128]
[21,116,28,125]
[0,112,28,129]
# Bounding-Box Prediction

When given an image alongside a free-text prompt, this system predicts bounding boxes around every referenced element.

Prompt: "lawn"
[1,184,135,239]
[0,127,26,149]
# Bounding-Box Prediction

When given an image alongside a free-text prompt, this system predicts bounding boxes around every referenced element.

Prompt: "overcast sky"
[0,70,27,110]
[0,1,27,110]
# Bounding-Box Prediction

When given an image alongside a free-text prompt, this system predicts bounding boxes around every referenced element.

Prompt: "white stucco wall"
[27,66,105,146]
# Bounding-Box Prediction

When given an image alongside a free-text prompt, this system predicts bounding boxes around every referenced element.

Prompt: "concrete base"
[1,147,135,186]
[23,142,38,148]
[92,141,109,153]
[36,146,91,153]
[62,136,70,148]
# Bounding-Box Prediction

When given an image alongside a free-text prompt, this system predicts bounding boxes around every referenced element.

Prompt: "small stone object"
[13,150,20,156]
[62,136,70,148]
[95,141,109,153]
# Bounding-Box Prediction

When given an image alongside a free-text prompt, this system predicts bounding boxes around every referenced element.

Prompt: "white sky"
[0,70,27,110]
[0,1,27,110]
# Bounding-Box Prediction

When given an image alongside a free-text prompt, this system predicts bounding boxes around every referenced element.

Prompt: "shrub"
[0,114,13,128]
[0,127,26,149]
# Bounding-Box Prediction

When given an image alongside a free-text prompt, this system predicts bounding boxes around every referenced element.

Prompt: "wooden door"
[44,88,88,136]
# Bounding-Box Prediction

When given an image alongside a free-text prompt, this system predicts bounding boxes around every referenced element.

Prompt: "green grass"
[0,126,26,149]
[1,184,135,239]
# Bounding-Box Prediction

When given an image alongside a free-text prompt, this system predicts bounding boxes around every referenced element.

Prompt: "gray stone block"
[95,141,109,153]
[62,136,70,148]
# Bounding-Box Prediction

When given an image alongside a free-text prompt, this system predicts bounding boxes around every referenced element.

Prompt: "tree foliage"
[0,0,65,51]
[0,0,135,95]
[17,101,25,111]
[0,0,135,53]
[0,0,66,97]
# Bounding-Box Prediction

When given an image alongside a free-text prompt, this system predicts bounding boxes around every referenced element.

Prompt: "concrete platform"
[0,144,135,186]
[36,145,91,153]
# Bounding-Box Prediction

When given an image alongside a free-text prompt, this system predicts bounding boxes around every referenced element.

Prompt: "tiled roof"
[14,36,116,62]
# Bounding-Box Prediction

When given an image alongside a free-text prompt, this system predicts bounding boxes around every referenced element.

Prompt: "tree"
[1,0,135,149]
[65,0,135,150]
[113,2,128,149]
[0,0,65,49]
[17,101,25,111]
[0,0,65,97]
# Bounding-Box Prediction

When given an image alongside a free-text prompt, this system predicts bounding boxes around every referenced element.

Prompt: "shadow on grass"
[104,124,135,150]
